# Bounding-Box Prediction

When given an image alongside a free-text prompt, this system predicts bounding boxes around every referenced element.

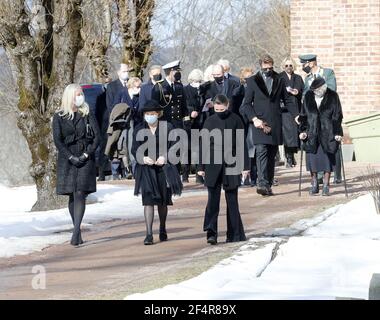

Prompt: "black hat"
[299,54,317,64]
[141,100,163,113]
[310,78,326,90]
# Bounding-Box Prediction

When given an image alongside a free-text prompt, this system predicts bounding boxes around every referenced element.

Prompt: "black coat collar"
[254,72,280,98]
[304,88,332,114]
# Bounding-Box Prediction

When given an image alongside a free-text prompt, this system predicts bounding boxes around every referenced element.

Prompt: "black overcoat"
[198,112,249,190]
[53,112,100,195]
[240,72,298,146]
[300,88,343,155]
[202,79,243,117]
[279,71,304,148]
[131,120,183,200]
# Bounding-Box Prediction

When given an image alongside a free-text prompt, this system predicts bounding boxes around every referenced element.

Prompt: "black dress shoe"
[333,178,342,185]
[257,187,270,196]
[207,236,217,245]
[159,228,168,242]
[144,234,154,245]
[267,188,274,196]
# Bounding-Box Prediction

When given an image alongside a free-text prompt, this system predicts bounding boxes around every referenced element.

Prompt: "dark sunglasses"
[285,65,293,68]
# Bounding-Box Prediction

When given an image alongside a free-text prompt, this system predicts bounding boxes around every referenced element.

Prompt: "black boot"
[144,234,154,245]
[286,155,293,168]
[292,154,297,167]
[310,177,320,195]
[159,226,168,242]
[322,184,330,196]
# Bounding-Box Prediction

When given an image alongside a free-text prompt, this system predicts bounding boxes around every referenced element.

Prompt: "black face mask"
[302,65,312,74]
[216,110,230,119]
[174,72,182,82]
[214,76,224,84]
[153,74,162,82]
[262,69,273,77]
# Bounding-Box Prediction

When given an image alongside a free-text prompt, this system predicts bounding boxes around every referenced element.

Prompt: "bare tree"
[151,0,290,77]
[362,166,380,214]
[116,0,155,78]
[0,0,156,211]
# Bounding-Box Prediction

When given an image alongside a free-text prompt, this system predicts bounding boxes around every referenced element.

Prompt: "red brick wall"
[291,0,380,118]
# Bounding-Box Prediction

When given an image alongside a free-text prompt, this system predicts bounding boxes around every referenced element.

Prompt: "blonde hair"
[127,77,142,89]
[188,69,204,83]
[203,65,215,82]
[281,56,297,70]
[57,84,89,120]
[240,67,254,81]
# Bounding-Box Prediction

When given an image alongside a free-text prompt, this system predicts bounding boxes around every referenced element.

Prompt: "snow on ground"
[0,183,206,258]
[0,184,141,258]
[126,194,380,300]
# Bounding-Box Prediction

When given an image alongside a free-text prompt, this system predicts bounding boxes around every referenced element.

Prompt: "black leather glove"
[79,153,89,163]
[69,156,85,168]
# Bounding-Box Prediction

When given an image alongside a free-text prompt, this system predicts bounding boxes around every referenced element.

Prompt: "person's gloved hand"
[69,156,84,168]
[79,153,89,163]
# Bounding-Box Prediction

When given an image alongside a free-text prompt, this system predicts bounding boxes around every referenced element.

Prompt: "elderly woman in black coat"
[132,100,183,245]
[299,78,343,196]
[53,84,100,246]
[197,95,249,245]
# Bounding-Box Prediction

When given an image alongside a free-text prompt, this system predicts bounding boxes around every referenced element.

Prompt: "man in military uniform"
[151,60,191,182]
[299,54,342,184]
[299,54,337,95]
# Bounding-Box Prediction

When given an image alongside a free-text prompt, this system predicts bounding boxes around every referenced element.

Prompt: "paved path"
[0,163,374,299]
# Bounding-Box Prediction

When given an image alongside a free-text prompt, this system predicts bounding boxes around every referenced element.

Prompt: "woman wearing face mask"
[184,69,205,183]
[299,78,343,196]
[132,100,183,245]
[52,84,100,246]
[197,95,249,245]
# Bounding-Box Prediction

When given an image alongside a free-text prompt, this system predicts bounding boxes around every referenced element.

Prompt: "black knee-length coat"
[300,88,343,155]
[53,112,100,195]
[240,72,298,146]
[198,111,249,190]
[131,120,183,202]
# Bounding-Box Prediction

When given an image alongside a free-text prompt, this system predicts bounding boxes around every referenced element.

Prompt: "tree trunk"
[118,0,155,78]
[0,0,84,211]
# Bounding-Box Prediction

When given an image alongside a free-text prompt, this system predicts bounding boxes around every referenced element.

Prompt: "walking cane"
[298,142,304,197]
[339,142,349,198]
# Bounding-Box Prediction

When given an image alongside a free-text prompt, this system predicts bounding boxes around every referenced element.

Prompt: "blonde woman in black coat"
[53,84,100,246]
[299,78,343,196]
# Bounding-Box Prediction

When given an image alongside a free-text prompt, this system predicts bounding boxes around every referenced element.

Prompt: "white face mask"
[191,82,201,89]
[74,95,85,107]
[313,84,328,98]
[120,72,129,81]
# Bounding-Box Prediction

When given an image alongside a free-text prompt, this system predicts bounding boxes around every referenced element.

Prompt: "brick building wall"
[290,0,380,118]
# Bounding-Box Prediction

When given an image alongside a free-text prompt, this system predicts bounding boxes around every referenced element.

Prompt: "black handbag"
[85,116,95,141]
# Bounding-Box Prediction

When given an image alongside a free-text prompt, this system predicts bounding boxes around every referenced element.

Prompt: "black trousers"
[255,144,279,188]
[203,176,246,241]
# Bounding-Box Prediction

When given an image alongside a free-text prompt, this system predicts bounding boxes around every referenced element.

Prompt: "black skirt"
[306,145,336,173]
[142,168,173,206]
[134,165,173,206]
